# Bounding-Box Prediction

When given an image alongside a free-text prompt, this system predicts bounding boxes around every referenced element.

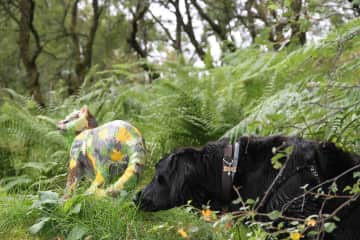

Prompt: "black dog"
[134,136,360,240]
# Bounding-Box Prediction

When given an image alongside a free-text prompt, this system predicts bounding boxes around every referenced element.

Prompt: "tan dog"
[59,106,146,198]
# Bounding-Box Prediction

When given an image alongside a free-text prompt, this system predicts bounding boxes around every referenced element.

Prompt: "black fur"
[135,136,360,239]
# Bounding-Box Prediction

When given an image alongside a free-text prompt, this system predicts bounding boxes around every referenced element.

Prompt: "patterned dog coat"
[59,106,146,197]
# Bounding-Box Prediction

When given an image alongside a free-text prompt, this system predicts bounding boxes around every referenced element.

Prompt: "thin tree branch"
[127,1,149,58]
[190,0,226,41]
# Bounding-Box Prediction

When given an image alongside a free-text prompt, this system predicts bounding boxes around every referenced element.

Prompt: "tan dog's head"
[58,106,97,134]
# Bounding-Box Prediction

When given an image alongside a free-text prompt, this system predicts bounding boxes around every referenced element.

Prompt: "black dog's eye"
[157,175,165,184]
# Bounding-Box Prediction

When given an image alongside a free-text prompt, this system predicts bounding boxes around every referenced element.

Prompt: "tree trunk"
[290,0,306,45]
[127,1,149,58]
[69,0,103,95]
[245,0,257,41]
[174,0,182,54]
[19,0,44,106]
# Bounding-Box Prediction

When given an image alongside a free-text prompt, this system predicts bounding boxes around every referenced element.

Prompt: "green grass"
[0,191,224,240]
[0,184,258,240]
[0,191,39,240]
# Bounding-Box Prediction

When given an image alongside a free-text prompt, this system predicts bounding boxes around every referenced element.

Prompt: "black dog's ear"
[317,141,356,179]
[168,153,187,205]
[218,137,230,145]
[168,148,202,203]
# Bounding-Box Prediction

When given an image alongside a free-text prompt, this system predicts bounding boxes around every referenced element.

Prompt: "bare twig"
[282,164,360,213]
[255,147,293,212]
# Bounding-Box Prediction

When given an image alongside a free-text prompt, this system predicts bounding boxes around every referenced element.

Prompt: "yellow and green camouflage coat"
[65,120,146,197]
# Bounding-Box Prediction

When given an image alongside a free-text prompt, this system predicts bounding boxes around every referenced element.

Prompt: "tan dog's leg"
[64,159,81,199]
[86,170,106,196]
[106,163,143,196]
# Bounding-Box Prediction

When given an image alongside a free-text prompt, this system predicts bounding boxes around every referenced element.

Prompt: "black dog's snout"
[133,191,155,211]
[133,191,142,205]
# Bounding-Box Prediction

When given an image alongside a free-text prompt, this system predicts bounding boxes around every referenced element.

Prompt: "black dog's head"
[134,143,224,211]
[134,149,197,211]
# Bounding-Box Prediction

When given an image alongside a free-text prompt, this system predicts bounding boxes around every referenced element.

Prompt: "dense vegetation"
[0,17,359,239]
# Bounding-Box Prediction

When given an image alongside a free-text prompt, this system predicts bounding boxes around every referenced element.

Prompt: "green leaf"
[30,191,60,209]
[353,171,360,178]
[2,175,32,190]
[344,185,352,192]
[329,182,338,193]
[245,198,255,205]
[232,197,243,205]
[268,3,277,11]
[29,217,50,234]
[63,195,83,213]
[255,27,271,45]
[290,221,299,226]
[299,19,311,33]
[39,190,59,202]
[70,203,82,214]
[22,162,48,171]
[271,152,285,169]
[284,146,294,156]
[204,48,213,69]
[277,221,284,229]
[268,210,282,220]
[271,146,294,170]
[307,231,318,236]
[213,214,233,228]
[66,224,89,240]
[324,222,337,233]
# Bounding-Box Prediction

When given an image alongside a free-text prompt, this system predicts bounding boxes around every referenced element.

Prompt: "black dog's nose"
[133,191,142,205]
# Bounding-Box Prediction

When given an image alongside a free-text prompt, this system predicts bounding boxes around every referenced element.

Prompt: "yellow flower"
[201,208,213,222]
[289,231,302,240]
[305,219,317,227]
[177,228,188,238]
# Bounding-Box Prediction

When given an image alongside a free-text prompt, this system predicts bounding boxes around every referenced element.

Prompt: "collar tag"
[223,166,237,172]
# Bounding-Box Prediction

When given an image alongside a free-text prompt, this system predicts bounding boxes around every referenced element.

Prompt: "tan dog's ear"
[80,105,88,116]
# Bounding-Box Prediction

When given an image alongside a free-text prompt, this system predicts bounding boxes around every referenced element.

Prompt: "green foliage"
[0,89,69,191]
[324,222,337,233]
[0,191,38,240]
[224,21,360,155]
[271,146,294,170]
